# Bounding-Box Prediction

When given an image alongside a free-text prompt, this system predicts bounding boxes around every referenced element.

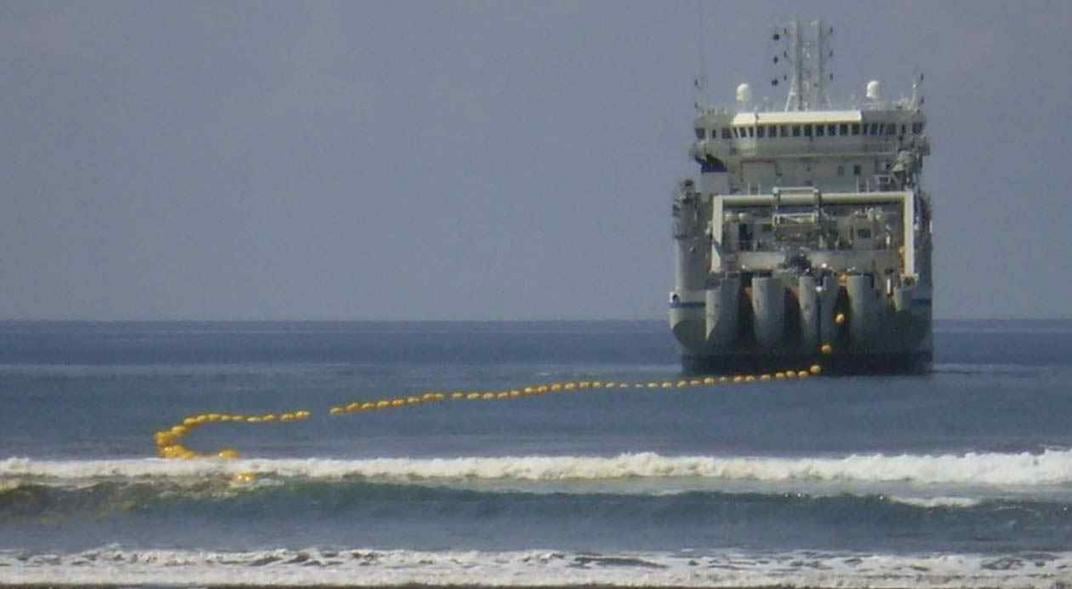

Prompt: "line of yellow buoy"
[153,410,311,460]
[325,364,822,416]
[152,364,824,470]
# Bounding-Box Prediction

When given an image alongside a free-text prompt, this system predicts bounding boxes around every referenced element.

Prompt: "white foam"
[886,496,983,508]
[2,547,1070,588]
[4,448,1072,488]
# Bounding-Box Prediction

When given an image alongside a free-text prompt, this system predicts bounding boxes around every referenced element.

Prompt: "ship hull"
[681,350,932,376]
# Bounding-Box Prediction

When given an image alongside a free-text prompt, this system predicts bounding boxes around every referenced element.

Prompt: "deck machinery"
[670,20,933,374]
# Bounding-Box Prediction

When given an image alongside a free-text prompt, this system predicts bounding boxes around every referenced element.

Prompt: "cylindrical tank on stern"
[893,285,914,312]
[706,276,740,349]
[751,276,785,350]
[847,274,879,348]
[798,275,818,352]
[817,274,839,350]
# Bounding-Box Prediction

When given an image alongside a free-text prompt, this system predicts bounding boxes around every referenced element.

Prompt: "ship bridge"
[691,105,929,194]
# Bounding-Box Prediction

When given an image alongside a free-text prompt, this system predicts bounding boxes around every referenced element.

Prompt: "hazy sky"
[1,1,1069,320]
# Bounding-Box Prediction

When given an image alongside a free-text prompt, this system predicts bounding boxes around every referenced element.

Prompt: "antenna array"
[770,19,834,111]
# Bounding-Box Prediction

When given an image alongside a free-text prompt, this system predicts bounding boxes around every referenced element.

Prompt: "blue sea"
[2,320,1072,587]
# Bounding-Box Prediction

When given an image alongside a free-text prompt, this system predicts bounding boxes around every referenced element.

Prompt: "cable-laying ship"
[670,19,932,374]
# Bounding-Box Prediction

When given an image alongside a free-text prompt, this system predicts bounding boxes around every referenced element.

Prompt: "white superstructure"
[670,19,933,373]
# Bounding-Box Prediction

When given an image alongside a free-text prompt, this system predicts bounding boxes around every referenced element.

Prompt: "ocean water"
[2,320,1072,587]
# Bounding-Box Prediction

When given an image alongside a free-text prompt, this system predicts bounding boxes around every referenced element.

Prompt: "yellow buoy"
[744,375,757,383]
[377,400,392,408]
[774,372,785,380]
[231,472,258,485]
[835,313,846,325]
[798,370,810,378]
[760,374,772,381]
[733,376,744,383]
[809,364,822,375]
[482,392,496,400]
[820,343,833,355]
[391,399,405,407]
[785,370,797,379]
[703,377,715,385]
[329,407,343,415]
[217,448,241,460]
[466,393,481,400]
[452,392,466,399]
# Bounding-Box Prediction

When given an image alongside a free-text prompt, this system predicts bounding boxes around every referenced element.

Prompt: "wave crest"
[4,547,1071,588]
[3,449,1072,488]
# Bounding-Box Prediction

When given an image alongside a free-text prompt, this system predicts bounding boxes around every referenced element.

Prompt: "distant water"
[2,320,1072,587]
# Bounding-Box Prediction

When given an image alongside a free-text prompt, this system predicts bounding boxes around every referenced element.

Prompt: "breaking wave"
[4,449,1072,488]
[3,546,1071,588]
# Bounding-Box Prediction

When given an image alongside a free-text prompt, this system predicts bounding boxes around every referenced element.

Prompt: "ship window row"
[695,122,924,140]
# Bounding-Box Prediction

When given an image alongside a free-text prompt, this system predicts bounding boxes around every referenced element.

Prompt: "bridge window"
[747,126,755,138]
[756,126,766,138]
[851,123,861,135]
[792,125,801,137]
[853,164,861,176]
[722,128,731,139]
[816,125,825,137]
[695,128,705,140]
[839,123,849,135]
[804,124,813,137]
[828,124,837,136]
[912,122,923,134]
[780,125,788,137]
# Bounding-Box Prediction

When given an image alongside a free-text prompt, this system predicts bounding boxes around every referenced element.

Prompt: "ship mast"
[781,18,832,112]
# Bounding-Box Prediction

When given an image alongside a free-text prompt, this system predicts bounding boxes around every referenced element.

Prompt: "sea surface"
[1,320,1071,587]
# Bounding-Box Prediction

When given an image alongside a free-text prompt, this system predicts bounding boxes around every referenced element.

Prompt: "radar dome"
[736,83,752,105]
[866,80,881,101]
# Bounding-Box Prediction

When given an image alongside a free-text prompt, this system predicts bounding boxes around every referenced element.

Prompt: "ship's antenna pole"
[694,0,707,111]
[816,20,831,108]
[784,18,803,111]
